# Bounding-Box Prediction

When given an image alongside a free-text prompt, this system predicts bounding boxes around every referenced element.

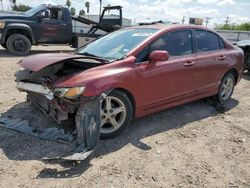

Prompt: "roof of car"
[131,24,213,31]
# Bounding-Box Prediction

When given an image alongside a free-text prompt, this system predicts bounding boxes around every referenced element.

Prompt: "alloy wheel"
[221,77,234,101]
[100,96,127,134]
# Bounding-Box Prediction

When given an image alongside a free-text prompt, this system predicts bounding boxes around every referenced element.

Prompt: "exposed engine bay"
[16,58,103,85]
[4,56,109,161]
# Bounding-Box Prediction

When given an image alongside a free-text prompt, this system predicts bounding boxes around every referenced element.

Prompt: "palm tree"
[79,9,85,16]
[85,1,90,14]
[8,0,16,10]
[66,0,71,8]
[0,0,3,10]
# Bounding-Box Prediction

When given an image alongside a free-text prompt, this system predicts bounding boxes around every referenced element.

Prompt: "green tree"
[12,4,31,12]
[66,0,71,8]
[79,9,85,16]
[70,7,76,16]
[85,1,90,14]
[216,22,250,31]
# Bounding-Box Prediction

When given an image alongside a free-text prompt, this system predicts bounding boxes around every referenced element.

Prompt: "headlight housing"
[54,87,85,99]
[0,20,5,29]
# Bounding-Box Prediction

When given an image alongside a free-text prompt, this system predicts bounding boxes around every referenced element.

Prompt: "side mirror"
[149,50,169,64]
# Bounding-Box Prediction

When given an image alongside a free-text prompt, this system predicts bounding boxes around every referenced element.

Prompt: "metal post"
[99,0,102,21]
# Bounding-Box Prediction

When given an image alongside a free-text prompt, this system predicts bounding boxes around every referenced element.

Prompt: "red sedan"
[16,24,244,141]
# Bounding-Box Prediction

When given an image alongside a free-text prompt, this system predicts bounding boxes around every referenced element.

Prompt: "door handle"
[218,55,226,61]
[184,61,196,67]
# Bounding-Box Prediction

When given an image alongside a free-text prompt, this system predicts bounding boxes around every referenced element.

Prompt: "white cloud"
[217,0,235,6]
[0,0,249,28]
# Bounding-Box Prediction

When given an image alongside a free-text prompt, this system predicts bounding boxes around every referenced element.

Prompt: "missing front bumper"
[0,94,103,161]
[16,82,54,100]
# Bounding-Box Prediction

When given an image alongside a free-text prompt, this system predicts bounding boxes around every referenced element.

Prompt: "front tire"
[6,34,31,55]
[215,73,235,105]
[100,90,133,139]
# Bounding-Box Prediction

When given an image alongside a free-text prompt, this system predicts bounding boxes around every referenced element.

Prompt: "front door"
[37,8,69,43]
[135,30,197,112]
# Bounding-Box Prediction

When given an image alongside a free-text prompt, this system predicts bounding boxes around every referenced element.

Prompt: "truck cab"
[0,4,72,55]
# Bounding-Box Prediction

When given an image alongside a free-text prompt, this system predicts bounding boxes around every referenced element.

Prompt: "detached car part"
[235,40,250,70]
[0,94,104,161]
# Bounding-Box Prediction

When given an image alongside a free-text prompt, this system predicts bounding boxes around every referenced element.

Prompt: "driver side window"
[39,9,64,20]
[136,30,192,63]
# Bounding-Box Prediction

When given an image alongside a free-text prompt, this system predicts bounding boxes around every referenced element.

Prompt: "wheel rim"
[13,39,28,52]
[221,77,234,100]
[100,96,127,134]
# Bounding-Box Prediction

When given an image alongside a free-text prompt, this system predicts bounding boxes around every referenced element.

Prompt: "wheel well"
[5,29,33,44]
[113,88,136,117]
[224,69,239,85]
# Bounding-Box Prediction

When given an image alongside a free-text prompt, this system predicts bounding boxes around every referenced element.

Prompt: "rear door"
[135,30,197,111]
[192,29,232,94]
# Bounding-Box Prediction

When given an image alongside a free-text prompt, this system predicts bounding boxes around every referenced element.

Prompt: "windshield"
[77,28,158,60]
[24,5,45,16]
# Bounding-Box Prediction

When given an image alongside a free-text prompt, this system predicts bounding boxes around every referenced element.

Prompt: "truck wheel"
[100,90,133,139]
[6,34,31,55]
[1,44,7,49]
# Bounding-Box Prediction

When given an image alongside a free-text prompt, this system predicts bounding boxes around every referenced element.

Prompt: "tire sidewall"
[6,34,31,55]
[100,90,133,139]
[218,73,235,104]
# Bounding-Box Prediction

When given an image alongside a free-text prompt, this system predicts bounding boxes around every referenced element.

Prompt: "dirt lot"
[0,46,249,188]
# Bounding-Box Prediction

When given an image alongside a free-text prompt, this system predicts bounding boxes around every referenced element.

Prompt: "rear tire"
[214,73,235,105]
[6,34,31,55]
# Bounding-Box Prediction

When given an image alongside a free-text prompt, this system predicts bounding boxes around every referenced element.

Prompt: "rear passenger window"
[195,30,220,52]
[151,30,193,56]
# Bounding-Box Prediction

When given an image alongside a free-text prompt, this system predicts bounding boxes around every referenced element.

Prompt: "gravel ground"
[0,46,249,188]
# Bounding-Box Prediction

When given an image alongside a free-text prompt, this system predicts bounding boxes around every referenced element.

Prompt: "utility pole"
[182,16,185,24]
[225,16,229,25]
[204,17,211,27]
[99,0,102,21]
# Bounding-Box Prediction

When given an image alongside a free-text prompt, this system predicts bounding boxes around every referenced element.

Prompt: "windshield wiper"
[77,52,112,62]
[78,52,99,57]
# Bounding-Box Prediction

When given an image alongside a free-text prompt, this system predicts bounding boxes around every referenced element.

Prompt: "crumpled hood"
[19,53,84,72]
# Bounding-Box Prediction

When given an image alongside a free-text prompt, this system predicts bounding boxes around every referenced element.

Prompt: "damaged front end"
[10,54,108,161]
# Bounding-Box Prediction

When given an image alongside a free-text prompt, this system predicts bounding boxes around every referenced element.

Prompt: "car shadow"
[0,48,74,58]
[0,98,239,179]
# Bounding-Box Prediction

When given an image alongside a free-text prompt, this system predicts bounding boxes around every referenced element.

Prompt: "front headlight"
[0,20,5,29]
[54,87,85,99]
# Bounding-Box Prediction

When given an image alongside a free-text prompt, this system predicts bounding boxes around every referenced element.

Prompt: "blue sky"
[1,0,250,27]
